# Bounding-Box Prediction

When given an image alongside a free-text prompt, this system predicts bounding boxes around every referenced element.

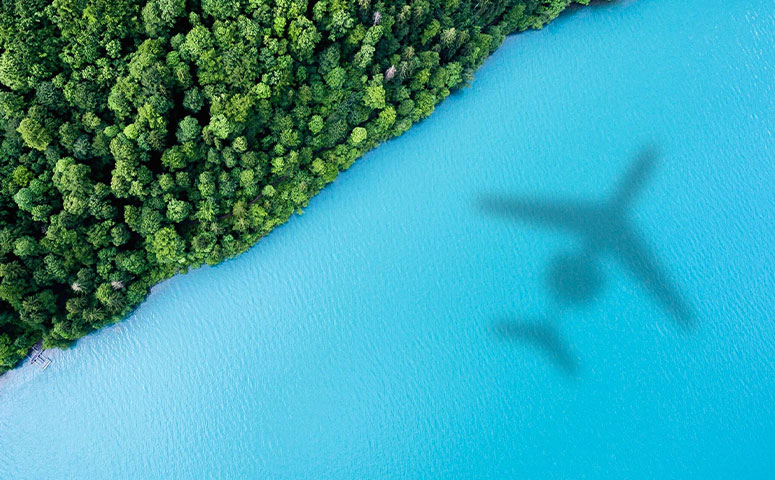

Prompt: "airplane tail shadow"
[494,319,579,376]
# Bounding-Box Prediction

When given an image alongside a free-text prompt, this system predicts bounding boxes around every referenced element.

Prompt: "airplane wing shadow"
[478,196,597,232]
[613,227,695,328]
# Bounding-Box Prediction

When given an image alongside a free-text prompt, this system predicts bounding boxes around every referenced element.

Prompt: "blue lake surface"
[2,0,775,477]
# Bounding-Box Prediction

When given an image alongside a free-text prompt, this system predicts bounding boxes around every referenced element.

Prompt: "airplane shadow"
[480,146,695,373]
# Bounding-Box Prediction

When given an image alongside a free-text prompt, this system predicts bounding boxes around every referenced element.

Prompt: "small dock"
[29,342,52,371]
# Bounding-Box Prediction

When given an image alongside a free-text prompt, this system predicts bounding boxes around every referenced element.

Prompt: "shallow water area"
[2,0,775,477]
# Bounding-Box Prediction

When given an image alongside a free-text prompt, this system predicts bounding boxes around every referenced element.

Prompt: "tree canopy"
[0,0,595,372]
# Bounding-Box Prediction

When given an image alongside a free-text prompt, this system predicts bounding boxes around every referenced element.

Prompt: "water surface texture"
[2,0,775,477]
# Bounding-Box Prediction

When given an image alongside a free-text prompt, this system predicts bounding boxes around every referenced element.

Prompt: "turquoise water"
[2,0,775,477]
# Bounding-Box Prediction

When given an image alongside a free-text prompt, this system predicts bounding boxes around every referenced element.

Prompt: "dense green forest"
[0,0,595,372]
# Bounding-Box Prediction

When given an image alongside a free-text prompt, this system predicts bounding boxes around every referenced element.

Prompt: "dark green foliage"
[0,0,596,372]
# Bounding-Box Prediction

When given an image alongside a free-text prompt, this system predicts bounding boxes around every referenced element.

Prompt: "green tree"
[150,227,185,264]
[17,107,54,151]
[350,127,368,145]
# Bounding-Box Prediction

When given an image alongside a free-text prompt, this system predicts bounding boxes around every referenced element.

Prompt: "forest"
[0,0,595,372]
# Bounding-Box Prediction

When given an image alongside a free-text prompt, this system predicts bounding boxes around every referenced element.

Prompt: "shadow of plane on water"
[480,147,694,327]
[480,147,695,374]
